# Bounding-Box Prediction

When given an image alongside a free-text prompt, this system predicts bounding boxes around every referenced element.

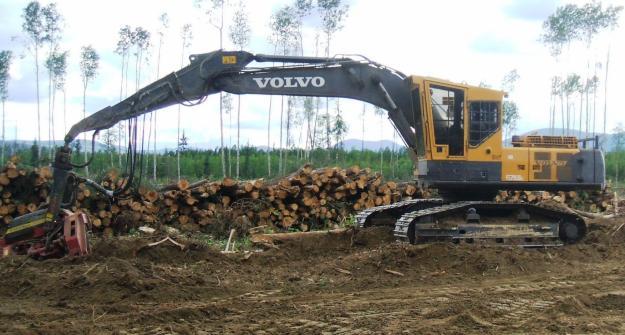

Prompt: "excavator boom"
[2,49,603,257]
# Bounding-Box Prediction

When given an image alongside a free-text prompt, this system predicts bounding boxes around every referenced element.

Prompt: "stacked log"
[495,190,615,213]
[0,160,52,225]
[0,158,617,237]
[77,164,428,234]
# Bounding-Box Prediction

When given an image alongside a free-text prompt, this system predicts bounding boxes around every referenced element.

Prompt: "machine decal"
[252,76,325,89]
[222,55,237,64]
[505,174,524,181]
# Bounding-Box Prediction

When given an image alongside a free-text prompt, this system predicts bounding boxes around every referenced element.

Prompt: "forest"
[0,0,623,189]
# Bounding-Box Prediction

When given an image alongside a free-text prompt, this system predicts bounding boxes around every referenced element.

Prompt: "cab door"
[425,82,467,160]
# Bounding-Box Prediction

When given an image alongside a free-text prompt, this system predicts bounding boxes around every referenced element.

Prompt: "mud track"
[2,218,625,334]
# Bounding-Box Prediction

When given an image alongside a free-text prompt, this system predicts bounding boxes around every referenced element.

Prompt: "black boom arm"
[49,50,420,223]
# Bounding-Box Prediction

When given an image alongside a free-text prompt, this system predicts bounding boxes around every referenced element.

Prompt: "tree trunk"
[279,95,284,175]
[1,100,5,165]
[177,105,181,181]
[83,84,89,177]
[579,92,583,135]
[220,93,226,177]
[392,130,397,178]
[236,95,241,179]
[566,95,570,135]
[35,45,41,164]
[361,103,365,152]
[603,47,610,146]
[560,95,564,136]
[63,89,67,136]
[379,115,383,175]
[585,87,589,136]
[47,67,52,160]
[267,95,272,177]
[228,102,232,177]
[154,36,163,181]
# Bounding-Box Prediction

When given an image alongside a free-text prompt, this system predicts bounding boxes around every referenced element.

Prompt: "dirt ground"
[2,217,625,335]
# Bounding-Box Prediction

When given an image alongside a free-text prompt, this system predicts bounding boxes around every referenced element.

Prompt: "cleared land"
[2,218,625,334]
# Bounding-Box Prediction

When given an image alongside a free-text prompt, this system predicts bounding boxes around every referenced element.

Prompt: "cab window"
[430,85,465,156]
[469,101,499,146]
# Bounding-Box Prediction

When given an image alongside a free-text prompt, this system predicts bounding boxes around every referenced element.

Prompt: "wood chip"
[335,267,352,275]
[384,269,405,277]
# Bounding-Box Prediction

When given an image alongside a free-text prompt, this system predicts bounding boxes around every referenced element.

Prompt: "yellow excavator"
[1,50,604,257]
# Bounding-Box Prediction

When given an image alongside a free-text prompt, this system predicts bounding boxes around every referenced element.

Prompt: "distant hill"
[6,139,111,152]
[339,139,403,151]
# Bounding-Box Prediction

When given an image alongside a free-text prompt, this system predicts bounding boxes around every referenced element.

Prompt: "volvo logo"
[252,76,326,89]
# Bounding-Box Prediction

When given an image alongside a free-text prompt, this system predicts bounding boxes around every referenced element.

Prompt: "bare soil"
[2,218,625,334]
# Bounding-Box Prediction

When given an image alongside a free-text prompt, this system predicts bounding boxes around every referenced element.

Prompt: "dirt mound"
[2,216,625,334]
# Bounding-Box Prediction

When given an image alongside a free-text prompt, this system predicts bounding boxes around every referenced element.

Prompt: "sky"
[0,0,624,150]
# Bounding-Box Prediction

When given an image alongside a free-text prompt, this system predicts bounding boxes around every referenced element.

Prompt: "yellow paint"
[222,55,237,64]
[6,217,47,235]
[502,147,529,182]
[408,75,583,185]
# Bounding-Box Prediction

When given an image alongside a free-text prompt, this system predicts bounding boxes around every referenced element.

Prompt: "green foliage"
[269,5,298,52]
[45,50,67,90]
[79,45,99,88]
[22,1,46,48]
[8,145,415,183]
[30,140,40,166]
[541,2,622,55]
[42,2,62,46]
[0,50,12,101]
[614,123,625,151]
[229,1,251,50]
[502,101,519,135]
[317,0,349,36]
[605,151,625,183]
[115,25,134,56]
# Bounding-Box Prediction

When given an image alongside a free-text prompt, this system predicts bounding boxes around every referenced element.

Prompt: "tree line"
[540,2,622,141]
[1,1,624,185]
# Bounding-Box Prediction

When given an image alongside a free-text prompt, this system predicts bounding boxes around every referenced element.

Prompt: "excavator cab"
[410,76,604,199]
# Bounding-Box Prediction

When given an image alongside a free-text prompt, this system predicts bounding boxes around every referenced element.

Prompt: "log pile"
[77,164,429,235]
[0,158,619,237]
[0,160,52,225]
[0,162,428,235]
[495,190,616,213]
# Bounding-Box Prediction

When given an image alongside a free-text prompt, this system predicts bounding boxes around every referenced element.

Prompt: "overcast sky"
[0,0,624,149]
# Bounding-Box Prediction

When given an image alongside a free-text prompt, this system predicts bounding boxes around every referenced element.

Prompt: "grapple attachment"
[1,209,91,258]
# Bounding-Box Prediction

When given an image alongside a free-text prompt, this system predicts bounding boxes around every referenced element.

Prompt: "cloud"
[470,34,518,54]
[504,0,557,21]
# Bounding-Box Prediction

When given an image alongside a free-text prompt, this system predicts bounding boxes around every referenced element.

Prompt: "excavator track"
[392,201,586,247]
[355,198,444,229]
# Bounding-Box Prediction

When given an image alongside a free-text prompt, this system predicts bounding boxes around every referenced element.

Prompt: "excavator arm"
[65,50,417,147]
[32,50,421,251]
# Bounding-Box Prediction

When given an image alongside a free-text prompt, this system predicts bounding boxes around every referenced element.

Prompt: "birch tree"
[45,50,66,142]
[132,27,150,90]
[115,25,133,167]
[270,5,297,174]
[177,23,193,181]
[316,0,348,154]
[21,1,46,162]
[42,3,62,151]
[196,0,228,177]
[229,0,250,178]
[153,13,169,181]
[373,106,384,174]
[0,51,12,165]
[501,69,520,140]
[79,45,99,177]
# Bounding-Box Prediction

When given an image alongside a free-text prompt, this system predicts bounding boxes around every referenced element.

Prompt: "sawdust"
[2,218,625,334]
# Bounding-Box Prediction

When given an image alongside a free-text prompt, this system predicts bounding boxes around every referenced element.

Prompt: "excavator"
[0,50,605,258]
